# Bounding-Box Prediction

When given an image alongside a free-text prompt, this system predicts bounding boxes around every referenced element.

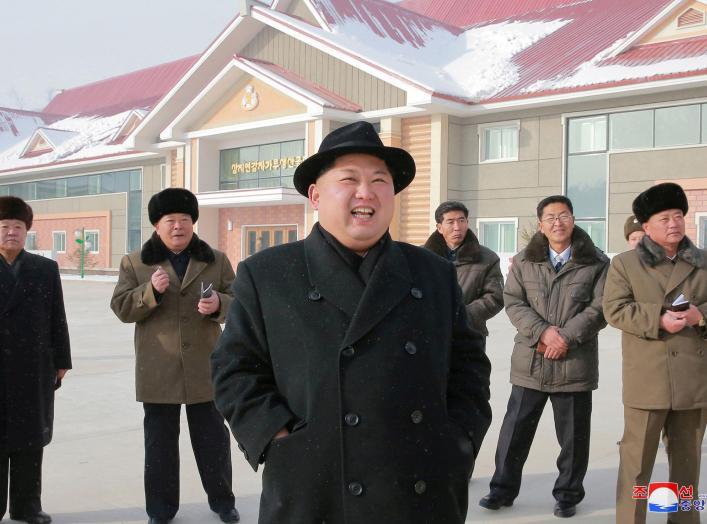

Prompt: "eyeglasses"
[541,214,573,225]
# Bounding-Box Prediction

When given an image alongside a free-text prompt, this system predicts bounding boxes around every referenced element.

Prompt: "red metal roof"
[310,0,461,45]
[481,0,675,101]
[42,55,199,117]
[236,56,361,112]
[398,0,578,27]
[601,34,707,66]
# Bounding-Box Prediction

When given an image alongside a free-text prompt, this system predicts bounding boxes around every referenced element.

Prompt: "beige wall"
[448,85,707,252]
[241,26,406,111]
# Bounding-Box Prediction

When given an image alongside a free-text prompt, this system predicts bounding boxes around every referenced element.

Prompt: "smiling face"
[643,208,685,254]
[308,153,395,255]
[538,202,575,252]
[0,219,28,260]
[154,213,194,253]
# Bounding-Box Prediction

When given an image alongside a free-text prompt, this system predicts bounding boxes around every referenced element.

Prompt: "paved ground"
[16,279,705,523]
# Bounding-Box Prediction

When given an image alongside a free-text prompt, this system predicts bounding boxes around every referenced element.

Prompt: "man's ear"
[308,184,320,210]
[435,223,444,235]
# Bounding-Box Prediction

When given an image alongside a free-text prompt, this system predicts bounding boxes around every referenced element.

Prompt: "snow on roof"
[43,55,199,117]
[259,1,569,102]
[0,110,141,172]
[398,0,577,27]
[0,108,55,153]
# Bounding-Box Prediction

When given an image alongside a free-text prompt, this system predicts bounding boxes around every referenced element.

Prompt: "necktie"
[554,256,563,273]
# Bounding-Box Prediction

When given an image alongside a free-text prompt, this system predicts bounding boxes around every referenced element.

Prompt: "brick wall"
[685,188,707,243]
[218,204,305,263]
[31,212,111,269]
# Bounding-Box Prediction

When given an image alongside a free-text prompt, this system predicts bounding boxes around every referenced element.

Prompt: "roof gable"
[634,1,707,47]
[20,128,79,158]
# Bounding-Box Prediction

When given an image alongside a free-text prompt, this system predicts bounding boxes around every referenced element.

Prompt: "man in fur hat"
[423,200,504,338]
[0,196,71,524]
[604,182,707,524]
[211,121,492,524]
[479,195,609,519]
[110,188,239,524]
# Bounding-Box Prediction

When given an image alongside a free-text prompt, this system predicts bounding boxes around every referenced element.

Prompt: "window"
[243,225,298,258]
[678,8,705,28]
[477,219,517,253]
[479,122,519,162]
[220,139,305,190]
[160,164,168,189]
[575,221,606,251]
[26,231,37,251]
[568,115,607,153]
[84,230,99,253]
[697,214,707,248]
[655,104,701,147]
[610,110,654,150]
[52,231,66,253]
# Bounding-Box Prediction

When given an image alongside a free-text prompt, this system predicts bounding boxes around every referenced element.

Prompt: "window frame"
[52,230,66,254]
[695,212,707,248]
[478,120,520,164]
[476,217,518,253]
[241,223,299,260]
[84,229,100,254]
[26,231,37,251]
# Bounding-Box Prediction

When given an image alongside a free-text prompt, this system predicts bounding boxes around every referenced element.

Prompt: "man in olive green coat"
[604,182,707,524]
[424,201,503,337]
[111,188,239,524]
[480,195,609,519]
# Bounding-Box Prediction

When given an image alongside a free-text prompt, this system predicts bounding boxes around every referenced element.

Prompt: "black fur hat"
[148,188,199,225]
[0,196,33,229]
[632,182,688,224]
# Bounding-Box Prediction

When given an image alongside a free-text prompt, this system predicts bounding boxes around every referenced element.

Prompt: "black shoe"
[147,518,171,524]
[554,501,577,518]
[479,493,514,510]
[217,507,240,523]
[11,512,52,524]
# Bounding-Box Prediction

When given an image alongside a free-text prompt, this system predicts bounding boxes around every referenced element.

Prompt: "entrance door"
[244,225,298,258]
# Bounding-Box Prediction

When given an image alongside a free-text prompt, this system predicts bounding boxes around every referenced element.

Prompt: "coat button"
[672,351,678,357]
[410,287,423,299]
[404,341,417,355]
[180,291,187,296]
[342,346,355,357]
[411,410,423,424]
[308,289,322,301]
[414,480,427,494]
[348,482,364,496]
[344,413,360,426]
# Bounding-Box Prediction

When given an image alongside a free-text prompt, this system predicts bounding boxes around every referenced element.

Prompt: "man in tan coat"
[423,201,504,337]
[604,182,707,524]
[111,188,239,524]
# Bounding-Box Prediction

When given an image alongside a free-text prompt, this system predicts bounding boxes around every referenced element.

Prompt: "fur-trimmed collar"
[140,232,215,265]
[524,226,602,265]
[636,235,706,268]
[423,229,481,263]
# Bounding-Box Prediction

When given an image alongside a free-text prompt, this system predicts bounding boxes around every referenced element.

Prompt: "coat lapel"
[665,259,695,299]
[341,240,413,349]
[181,259,208,291]
[0,253,33,316]
[305,231,364,319]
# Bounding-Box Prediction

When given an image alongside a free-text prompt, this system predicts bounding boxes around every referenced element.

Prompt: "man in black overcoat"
[211,121,492,524]
[0,196,71,524]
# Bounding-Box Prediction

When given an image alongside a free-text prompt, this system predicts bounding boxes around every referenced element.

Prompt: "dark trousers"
[489,385,592,504]
[0,447,43,519]
[143,401,235,519]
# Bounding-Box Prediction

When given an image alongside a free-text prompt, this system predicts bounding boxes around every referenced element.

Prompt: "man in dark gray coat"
[424,200,504,337]
[0,196,71,524]
[212,121,492,524]
[479,195,608,519]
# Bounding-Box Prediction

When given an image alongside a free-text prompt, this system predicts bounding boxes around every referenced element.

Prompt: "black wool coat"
[212,227,492,524]
[0,251,71,451]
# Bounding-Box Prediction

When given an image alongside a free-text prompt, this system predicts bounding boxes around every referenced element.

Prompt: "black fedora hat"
[293,121,416,196]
